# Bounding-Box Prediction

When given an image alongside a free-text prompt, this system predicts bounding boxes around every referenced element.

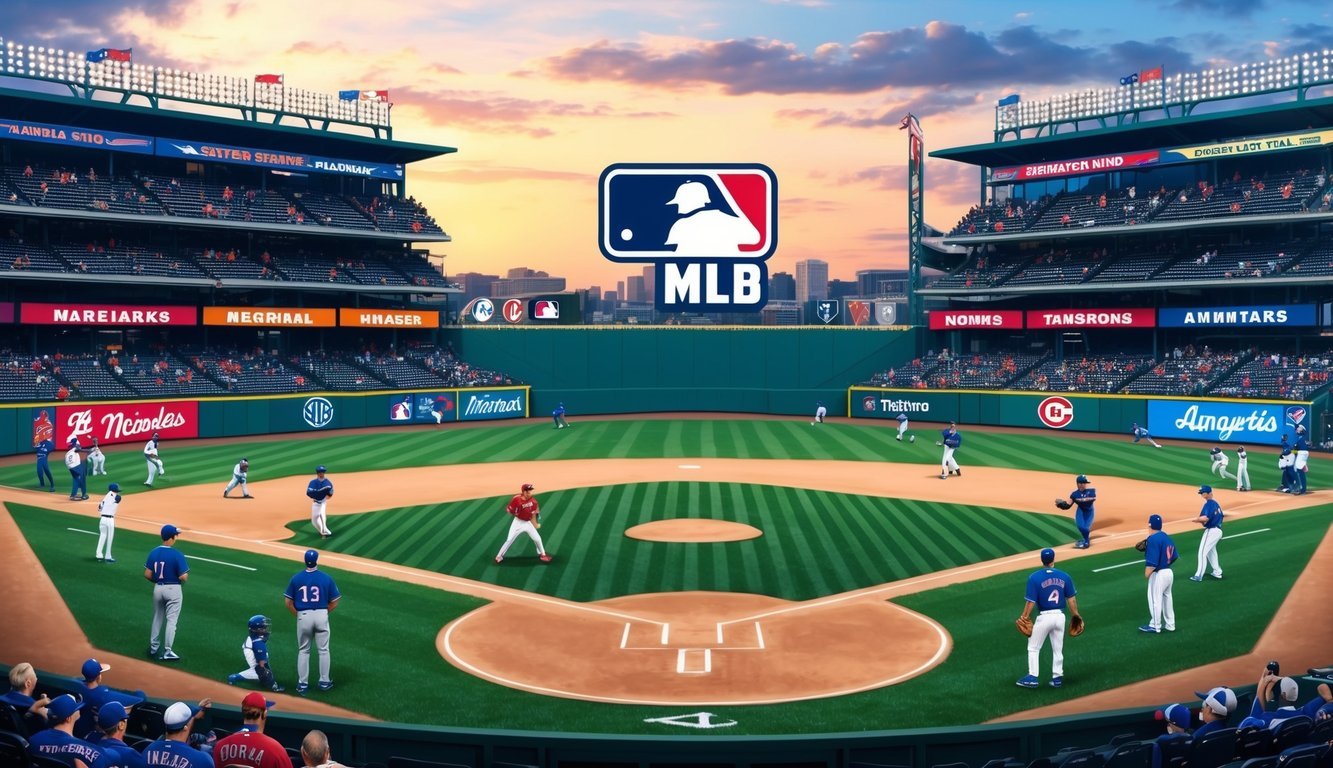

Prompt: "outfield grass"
[288,483,1072,602]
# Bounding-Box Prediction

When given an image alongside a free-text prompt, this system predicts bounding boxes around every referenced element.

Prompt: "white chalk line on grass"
[1091,528,1270,573]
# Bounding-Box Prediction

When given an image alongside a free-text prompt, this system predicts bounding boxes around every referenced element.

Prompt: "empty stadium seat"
[1190,728,1240,768]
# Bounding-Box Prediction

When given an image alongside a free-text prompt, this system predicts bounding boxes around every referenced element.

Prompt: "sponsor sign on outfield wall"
[339,308,440,328]
[928,310,1024,330]
[1158,305,1315,327]
[203,306,336,327]
[0,302,13,323]
[1146,399,1309,446]
[49,400,199,447]
[0,118,155,154]
[21,302,197,326]
[384,393,457,424]
[1026,308,1155,329]
[458,388,528,422]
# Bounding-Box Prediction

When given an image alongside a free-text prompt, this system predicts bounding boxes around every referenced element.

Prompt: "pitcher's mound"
[625,519,762,542]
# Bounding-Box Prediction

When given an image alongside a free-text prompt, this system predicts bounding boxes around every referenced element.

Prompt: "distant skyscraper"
[642,266,655,303]
[454,272,501,303]
[796,259,829,303]
[856,269,910,297]
[770,271,795,301]
[617,280,626,303]
[627,275,647,303]
[828,279,857,300]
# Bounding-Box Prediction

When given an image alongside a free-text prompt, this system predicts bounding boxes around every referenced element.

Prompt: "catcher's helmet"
[247,615,271,637]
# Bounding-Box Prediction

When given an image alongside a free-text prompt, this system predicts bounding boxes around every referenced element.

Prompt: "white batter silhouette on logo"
[664,181,760,256]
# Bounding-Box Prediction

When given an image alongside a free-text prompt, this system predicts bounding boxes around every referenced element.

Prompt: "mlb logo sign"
[530,300,560,320]
[599,163,777,312]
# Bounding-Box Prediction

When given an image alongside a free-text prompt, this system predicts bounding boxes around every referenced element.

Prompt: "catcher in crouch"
[1015,547,1084,689]
[1055,474,1097,549]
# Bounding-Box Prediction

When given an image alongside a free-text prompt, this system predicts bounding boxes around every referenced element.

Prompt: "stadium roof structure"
[930,94,1333,168]
[0,86,455,165]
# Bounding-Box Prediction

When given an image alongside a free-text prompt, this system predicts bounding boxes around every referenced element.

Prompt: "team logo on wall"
[847,300,872,326]
[815,301,838,324]
[389,395,413,422]
[877,303,896,325]
[502,299,524,324]
[531,300,560,320]
[862,395,878,412]
[32,409,55,446]
[470,298,495,323]
[1286,406,1307,430]
[303,397,335,429]
[1037,396,1074,429]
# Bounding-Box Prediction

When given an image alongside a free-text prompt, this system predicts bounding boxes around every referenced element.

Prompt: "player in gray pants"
[284,549,342,695]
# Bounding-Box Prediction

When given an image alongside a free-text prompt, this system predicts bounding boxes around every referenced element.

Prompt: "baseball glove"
[1054,498,1073,510]
[1069,614,1085,637]
[1135,539,1148,553]
[1015,617,1033,637]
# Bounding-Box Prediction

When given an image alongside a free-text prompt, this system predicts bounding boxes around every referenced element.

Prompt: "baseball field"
[1,416,1329,736]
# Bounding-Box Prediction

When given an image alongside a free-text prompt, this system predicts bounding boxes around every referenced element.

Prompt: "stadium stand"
[1210,352,1332,400]
[1012,353,1155,393]
[299,353,388,391]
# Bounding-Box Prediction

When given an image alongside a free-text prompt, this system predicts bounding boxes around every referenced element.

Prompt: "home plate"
[679,464,702,470]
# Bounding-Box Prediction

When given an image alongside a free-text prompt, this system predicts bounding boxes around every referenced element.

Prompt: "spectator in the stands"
[1194,687,1238,737]
[85,702,146,768]
[299,730,344,768]
[27,694,113,768]
[1244,672,1332,730]
[2,662,51,720]
[212,692,293,768]
[1151,704,1193,768]
[142,700,213,768]
[75,658,144,739]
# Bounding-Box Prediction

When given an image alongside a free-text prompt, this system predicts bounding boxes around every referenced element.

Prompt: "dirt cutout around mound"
[0,456,1326,714]
[625,518,763,542]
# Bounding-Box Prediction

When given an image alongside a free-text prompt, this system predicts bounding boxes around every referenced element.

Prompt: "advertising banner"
[50,400,199,447]
[385,393,457,424]
[21,302,197,326]
[338,308,439,328]
[0,118,154,154]
[849,390,955,420]
[0,302,13,323]
[1160,128,1333,163]
[458,388,529,422]
[1158,305,1316,328]
[990,150,1161,182]
[929,310,1024,330]
[203,306,336,327]
[1147,399,1309,446]
[1026,308,1155,329]
[156,137,403,180]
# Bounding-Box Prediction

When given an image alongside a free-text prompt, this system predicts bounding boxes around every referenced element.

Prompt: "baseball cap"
[1075,475,1089,484]
[1149,514,1163,530]
[163,701,198,730]
[304,549,319,567]
[1277,676,1299,702]
[81,658,110,681]
[240,457,248,463]
[98,701,129,728]
[316,465,327,473]
[241,692,276,711]
[161,524,180,540]
[1198,485,1213,494]
[1195,687,1238,716]
[108,482,120,492]
[1040,548,1055,564]
[522,483,535,491]
[46,694,84,723]
[1156,703,1191,730]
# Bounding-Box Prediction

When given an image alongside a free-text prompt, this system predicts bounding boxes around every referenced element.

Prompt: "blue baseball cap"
[1148,514,1163,530]
[108,482,120,492]
[1195,687,1238,716]
[316,465,327,473]
[1157,703,1191,730]
[98,701,129,728]
[1040,548,1055,564]
[46,694,84,723]
[161,524,180,540]
[81,658,110,681]
[304,549,319,566]
[1198,485,1212,494]
[1075,475,1089,484]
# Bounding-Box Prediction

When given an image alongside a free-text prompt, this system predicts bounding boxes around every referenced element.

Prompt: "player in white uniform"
[812,401,827,425]
[1234,446,1250,491]
[87,438,107,476]
[939,422,962,479]
[95,482,122,563]
[896,413,912,442]
[223,458,253,499]
[1208,447,1235,481]
[143,432,165,486]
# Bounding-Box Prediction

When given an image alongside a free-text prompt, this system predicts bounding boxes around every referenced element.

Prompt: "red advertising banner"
[21,302,197,326]
[990,150,1161,182]
[1026,308,1156,329]
[54,400,199,447]
[928,310,1024,330]
[0,302,13,323]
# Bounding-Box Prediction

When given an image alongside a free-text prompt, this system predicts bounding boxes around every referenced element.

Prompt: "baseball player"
[1060,474,1097,548]
[495,483,553,563]
[95,483,122,564]
[224,458,253,499]
[430,395,450,424]
[1235,446,1251,492]
[1131,422,1163,448]
[1208,447,1235,481]
[1139,514,1178,634]
[812,401,827,425]
[552,402,569,429]
[145,524,188,660]
[227,615,284,692]
[27,694,114,768]
[306,466,333,538]
[143,432,165,487]
[1277,435,1296,493]
[1294,425,1311,495]
[35,435,56,491]
[65,439,88,500]
[87,437,107,476]
[285,549,341,695]
[939,422,962,479]
[1015,548,1081,689]
[895,413,913,442]
[1190,485,1224,582]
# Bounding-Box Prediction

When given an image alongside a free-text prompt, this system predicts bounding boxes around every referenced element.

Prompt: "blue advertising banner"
[384,393,456,424]
[458,388,528,422]
[0,118,154,154]
[1147,399,1309,446]
[1158,305,1316,328]
[156,137,404,180]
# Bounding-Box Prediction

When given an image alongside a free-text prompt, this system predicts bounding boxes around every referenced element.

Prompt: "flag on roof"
[1119,72,1139,86]
[1140,66,1163,82]
[338,90,358,101]
[359,90,389,102]
[254,74,283,84]
[997,93,1020,107]
[86,48,132,63]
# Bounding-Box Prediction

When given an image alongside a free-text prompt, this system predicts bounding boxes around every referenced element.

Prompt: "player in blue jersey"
[1015,548,1082,689]
[1277,435,1295,492]
[552,402,570,429]
[306,466,334,538]
[939,422,962,479]
[85,702,147,768]
[1294,426,1311,494]
[143,700,214,768]
[145,524,189,661]
[1131,423,1163,448]
[285,549,341,696]
[1189,485,1224,582]
[1059,474,1097,548]
[27,694,114,768]
[229,615,284,692]
[75,659,143,739]
[35,436,55,491]
[1140,514,1178,634]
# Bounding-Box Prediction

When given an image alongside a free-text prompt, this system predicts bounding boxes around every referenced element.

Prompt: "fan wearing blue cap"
[1150,703,1193,768]
[552,402,569,429]
[1139,513,1178,634]
[145,524,189,661]
[27,693,114,768]
[1015,548,1082,689]
[75,658,144,740]
[305,465,334,538]
[86,701,146,768]
[1189,486,1224,582]
[142,699,213,768]
[1059,474,1097,549]
[1193,686,1238,738]
[95,482,123,563]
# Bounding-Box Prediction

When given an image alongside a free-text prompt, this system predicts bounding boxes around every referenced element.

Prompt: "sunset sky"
[6,0,1331,289]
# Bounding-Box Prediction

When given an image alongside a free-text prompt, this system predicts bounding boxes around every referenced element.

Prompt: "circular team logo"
[1037,396,1074,429]
[303,397,335,429]
[472,298,495,323]
[502,299,524,324]
[862,395,878,413]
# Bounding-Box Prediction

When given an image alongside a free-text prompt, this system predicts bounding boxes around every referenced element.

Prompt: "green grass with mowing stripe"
[282,482,1073,602]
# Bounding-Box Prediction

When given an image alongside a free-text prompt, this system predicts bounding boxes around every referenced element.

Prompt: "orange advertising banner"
[202,306,337,327]
[338,308,440,328]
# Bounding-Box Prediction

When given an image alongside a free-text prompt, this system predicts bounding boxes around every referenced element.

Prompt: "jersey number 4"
[1047,588,1060,606]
